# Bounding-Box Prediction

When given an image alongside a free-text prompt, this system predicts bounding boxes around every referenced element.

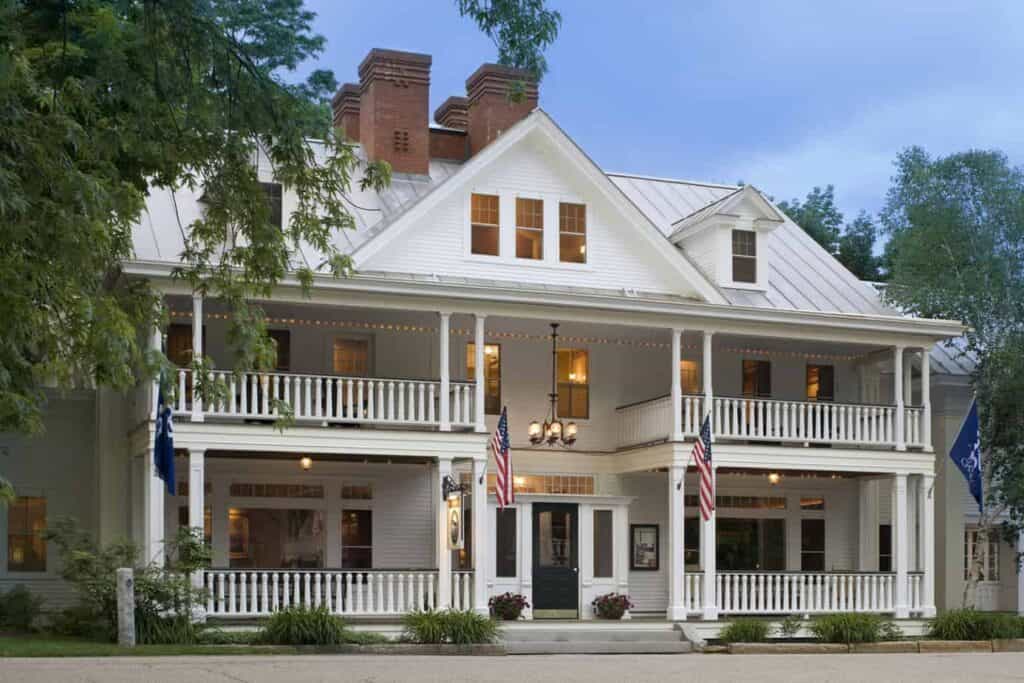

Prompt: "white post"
[703,332,714,432]
[666,461,687,621]
[520,503,533,620]
[116,568,136,647]
[894,346,905,451]
[142,448,165,566]
[472,457,488,614]
[893,473,909,617]
[858,479,880,571]
[188,448,206,606]
[921,347,932,451]
[1017,532,1024,617]
[191,293,204,422]
[439,312,451,432]
[436,456,453,609]
[474,314,487,433]
[702,464,718,620]
[920,473,936,616]
[671,328,683,440]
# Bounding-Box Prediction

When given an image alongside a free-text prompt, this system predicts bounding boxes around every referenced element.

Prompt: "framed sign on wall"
[447,494,465,551]
[630,524,659,571]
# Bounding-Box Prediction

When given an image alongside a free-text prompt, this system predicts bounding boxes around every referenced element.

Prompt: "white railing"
[204,569,440,617]
[174,369,475,428]
[715,572,896,615]
[713,397,897,447]
[616,395,704,449]
[684,572,704,615]
[904,406,925,448]
[452,571,474,611]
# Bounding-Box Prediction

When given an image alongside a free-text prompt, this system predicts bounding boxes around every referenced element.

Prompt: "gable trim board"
[669,185,785,242]
[350,109,729,306]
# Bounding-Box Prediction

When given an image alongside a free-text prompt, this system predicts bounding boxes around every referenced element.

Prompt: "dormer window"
[260,182,283,229]
[515,198,544,260]
[731,229,757,283]
[559,202,587,263]
[471,193,500,256]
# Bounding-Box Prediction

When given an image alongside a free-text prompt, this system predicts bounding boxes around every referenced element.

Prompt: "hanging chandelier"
[528,323,578,447]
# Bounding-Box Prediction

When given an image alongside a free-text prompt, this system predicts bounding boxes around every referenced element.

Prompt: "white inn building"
[2,49,1017,622]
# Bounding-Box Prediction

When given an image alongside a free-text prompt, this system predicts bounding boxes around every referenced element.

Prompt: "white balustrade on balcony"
[616,395,704,449]
[904,406,925,448]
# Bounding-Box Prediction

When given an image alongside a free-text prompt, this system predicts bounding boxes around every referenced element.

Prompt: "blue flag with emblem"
[154,378,176,495]
[950,399,982,512]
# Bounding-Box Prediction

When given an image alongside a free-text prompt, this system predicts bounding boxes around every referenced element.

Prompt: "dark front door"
[532,503,578,618]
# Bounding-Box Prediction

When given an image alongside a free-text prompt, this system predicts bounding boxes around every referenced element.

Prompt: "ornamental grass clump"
[809,612,901,644]
[718,618,770,644]
[401,609,499,644]
[259,606,349,646]
[928,609,1024,641]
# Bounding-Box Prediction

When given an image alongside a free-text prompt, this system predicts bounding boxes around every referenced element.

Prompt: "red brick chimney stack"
[465,64,538,155]
[434,96,469,131]
[357,48,432,175]
[331,83,361,141]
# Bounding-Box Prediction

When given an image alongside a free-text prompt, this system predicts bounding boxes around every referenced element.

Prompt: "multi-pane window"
[167,324,195,366]
[466,343,501,414]
[342,509,373,569]
[807,364,835,402]
[684,517,700,566]
[471,193,500,256]
[717,518,785,571]
[486,474,594,496]
[800,497,825,511]
[269,330,291,371]
[341,484,373,500]
[801,518,826,571]
[685,494,786,510]
[879,524,892,572]
[229,508,324,569]
[496,508,517,577]
[964,527,999,580]
[333,338,369,376]
[557,349,589,419]
[742,359,772,398]
[260,182,283,230]
[732,229,757,283]
[7,496,46,572]
[680,360,700,395]
[593,510,614,578]
[559,202,587,263]
[515,198,544,260]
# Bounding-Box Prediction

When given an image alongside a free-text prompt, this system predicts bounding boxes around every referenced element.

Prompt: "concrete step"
[505,640,692,655]
[502,628,683,643]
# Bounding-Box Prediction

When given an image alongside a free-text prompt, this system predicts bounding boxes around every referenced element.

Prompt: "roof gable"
[669,185,785,241]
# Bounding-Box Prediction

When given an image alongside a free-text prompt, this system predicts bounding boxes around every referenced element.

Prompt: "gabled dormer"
[668,185,785,291]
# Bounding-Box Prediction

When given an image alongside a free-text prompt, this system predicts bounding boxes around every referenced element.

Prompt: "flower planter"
[488,593,529,622]
[591,592,633,620]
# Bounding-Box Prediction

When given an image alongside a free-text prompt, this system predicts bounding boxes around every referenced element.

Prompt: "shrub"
[591,592,633,620]
[776,614,803,639]
[809,613,900,644]
[928,609,1024,640]
[196,628,261,645]
[718,618,770,644]
[260,606,348,646]
[47,604,106,638]
[488,592,529,621]
[401,609,499,644]
[0,585,45,632]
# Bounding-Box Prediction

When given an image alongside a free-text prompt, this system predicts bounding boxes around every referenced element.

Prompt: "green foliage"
[776,614,803,638]
[809,612,897,643]
[718,618,770,644]
[259,606,348,646]
[196,628,261,645]
[0,476,14,506]
[0,585,45,632]
[456,0,562,81]
[928,609,1024,640]
[46,605,105,638]
[837,211,882,281]
[401,609,499,645]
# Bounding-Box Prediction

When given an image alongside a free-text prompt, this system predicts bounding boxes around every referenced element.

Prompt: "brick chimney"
[331,83,361,140]
[434,96,469,130]
[430,96,470,161]
[357,49,432,175]
[465,64,538,155]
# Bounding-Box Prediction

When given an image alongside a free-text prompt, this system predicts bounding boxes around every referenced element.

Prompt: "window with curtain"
[557,349,589,419]
[466,343,501,414]
[471,193,500,256]
[6,496,46,572]
[515,197,543,260]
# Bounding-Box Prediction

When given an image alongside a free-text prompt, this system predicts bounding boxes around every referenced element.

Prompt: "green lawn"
[0,635,302,657]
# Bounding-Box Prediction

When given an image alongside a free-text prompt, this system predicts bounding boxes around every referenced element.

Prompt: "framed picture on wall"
[630,524,659,570]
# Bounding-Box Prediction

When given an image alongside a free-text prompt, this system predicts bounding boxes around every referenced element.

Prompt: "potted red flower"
[488,592,530,621]
[591,592,633,620]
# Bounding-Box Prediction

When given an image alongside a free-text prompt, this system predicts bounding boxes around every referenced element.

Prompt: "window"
[686,494,786,510]
[879,524,892,572]
[177,506,212,546]
[486,474,594,496]
[167,324,194,366]
[466,343,501,414]
[269,330,290,371]
[229,508,323,569]
[261,182,283,230]
[742,359,772,398]
[341,484,373,500]
[801,518,826,571]
[680,360,700,395]
[7,496,46,572]
[557,349,589,419]
[229,483,324,498]
[593,510,614,578]
[471,193,500,256]
[731,229,757,283]
[333,338,369,376]
[496,508,517,577]
[807,364,835,402]
[684,517,700,566]
[964,527,999,580]
[800,497,825,511]
[717,518,785,571]
[342,509,372,569]
[515,198,544,260]
[559,202,587,263]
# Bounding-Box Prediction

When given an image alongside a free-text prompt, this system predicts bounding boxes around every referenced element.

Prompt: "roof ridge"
[606,172,740,190]
[669,185,745,227]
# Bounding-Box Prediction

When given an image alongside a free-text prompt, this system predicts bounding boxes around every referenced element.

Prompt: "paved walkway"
[2,653,1023,683]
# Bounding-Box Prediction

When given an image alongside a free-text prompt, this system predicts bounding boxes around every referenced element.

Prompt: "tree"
[881,146,1024,606]
[837,211,882,281]
[456,0,562,80]
[777,185,844,254]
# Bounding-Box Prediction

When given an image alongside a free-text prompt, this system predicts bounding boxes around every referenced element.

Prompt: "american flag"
[691,415,714,521]
[492,407,513,508]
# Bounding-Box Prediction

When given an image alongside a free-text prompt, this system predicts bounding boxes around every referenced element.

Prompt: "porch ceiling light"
[299,456,313,471]
[767,472,781,485]
[528,323,577,448]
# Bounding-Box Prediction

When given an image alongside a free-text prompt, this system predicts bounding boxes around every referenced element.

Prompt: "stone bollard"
[116,567,136,647]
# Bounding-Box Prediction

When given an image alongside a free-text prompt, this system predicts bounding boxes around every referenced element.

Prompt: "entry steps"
[501,622,692,655]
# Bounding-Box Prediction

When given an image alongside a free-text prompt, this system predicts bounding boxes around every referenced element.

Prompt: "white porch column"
[1017,533,1024,616]
[666,461,687,621]
[142,448,165,566]
[439,312,451,432]
[892,473,909,617]
[473,314,487,433]
[191,293,204,422]
[921,347,933,451]
[702,465,718,620]
[894,346,906,451]
[703,332,714,434]
[671,328,683,441]
[188,449,205,532]
[436,456,453,609]
[471,457,488,614]
[919,473,936,616]
[858,479,880,571]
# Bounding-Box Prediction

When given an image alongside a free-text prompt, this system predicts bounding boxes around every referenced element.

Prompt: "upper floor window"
[467,343,501,414]
[557,348,589,419]
[261,182,283,230]
[471,193,500,256]
[333,338,369,376]
[731,229,757,283]
[964,527,999,581]
[559,202,587,263]
[680,360,700,395]
[806,364,834,402]
[269,329,291,371]
[515,198,544,260]
[7,496,46,572]
[742,359,771,398]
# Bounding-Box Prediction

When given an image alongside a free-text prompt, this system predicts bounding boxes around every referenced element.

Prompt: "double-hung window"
[6,496,46,572]
[557,349,589,419]
[467,343,501,414]
[559,202,586,263]
[471,193,500,256]
[515,198,544,260]
[732,229,757,283]
[260,182,283,230]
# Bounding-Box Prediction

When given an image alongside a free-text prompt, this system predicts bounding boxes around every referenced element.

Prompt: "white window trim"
[965,526,1000,581]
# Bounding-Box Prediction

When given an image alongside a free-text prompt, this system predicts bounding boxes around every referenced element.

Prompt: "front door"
[532,503,578,618]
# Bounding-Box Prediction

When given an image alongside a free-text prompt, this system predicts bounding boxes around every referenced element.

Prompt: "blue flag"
[154,381,176,495]
[950,399,982,512]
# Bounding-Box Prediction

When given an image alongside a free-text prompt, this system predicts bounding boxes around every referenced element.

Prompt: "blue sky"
[302,1,1024,222]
